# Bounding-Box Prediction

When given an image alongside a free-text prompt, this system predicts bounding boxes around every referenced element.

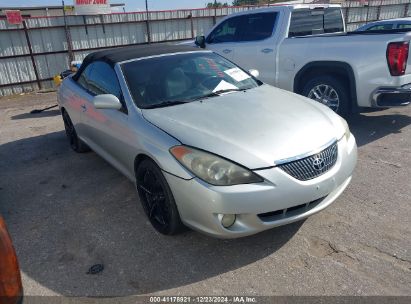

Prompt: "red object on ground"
[0,216,23,304]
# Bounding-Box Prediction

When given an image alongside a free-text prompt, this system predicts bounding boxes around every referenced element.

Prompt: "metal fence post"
[366,2,370,23]
[99,14,106,34]
[404,2,409,17]
[62,1,74,63]
[190,11,194,39]
[22,20,42,90]
[145,0,151,43]
[345,1,350,27]
[376,0,382,21]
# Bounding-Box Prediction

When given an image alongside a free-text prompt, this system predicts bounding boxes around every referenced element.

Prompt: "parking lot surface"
[0,92,410,296]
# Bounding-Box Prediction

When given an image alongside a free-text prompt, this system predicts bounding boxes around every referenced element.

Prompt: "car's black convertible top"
[73,44,203,81]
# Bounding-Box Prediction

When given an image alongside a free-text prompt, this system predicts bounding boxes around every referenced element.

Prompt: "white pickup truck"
[193,4,411,115]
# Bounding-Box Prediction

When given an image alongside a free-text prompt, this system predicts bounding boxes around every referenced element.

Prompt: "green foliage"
[207,0,293,8]
[232,0,259,5]
[206,1,229,8]
[232,0,291,5]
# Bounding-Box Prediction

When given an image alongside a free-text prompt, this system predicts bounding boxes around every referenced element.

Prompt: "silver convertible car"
[57,45,357,238]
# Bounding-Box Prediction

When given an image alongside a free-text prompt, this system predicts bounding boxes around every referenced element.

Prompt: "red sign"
[5,10,23,25]
[75,0,108,4]
[74,0,111,15]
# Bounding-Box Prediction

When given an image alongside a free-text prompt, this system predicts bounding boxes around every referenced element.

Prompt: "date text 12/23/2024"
[149,296,257,303]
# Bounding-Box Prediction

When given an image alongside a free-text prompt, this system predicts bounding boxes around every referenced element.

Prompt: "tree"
[232,0,291,6]
[206,1,229,8]
[232,0,259,6]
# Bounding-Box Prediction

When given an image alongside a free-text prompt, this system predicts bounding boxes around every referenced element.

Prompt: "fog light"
[221,214,236,228]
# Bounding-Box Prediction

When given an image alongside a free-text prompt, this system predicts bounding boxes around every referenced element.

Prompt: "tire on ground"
[62,110,90,153]
[301,75,350,116]
[135,159,185,235]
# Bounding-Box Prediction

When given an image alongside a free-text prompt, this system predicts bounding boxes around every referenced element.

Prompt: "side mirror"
[249,69,260,78]
[93,94,122,110]
[195,35,206,49]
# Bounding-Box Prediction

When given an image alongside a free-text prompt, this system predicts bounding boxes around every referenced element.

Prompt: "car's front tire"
[62,110,90,153]
[136,159,185,235]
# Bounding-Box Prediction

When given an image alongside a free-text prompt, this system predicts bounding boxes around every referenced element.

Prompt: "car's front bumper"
[371,83,411,107]
[164,134,357,239]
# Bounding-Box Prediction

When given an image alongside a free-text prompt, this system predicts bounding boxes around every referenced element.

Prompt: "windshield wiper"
[145,88,251,108]
[144,100,189,109]
[214,88,243,95]
[192,88,243,101]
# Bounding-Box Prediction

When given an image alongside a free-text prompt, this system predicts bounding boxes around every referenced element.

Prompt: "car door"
[73,63,96,139]
[230,12,279,85]
[204,15,242,61]
[77,61,134,176]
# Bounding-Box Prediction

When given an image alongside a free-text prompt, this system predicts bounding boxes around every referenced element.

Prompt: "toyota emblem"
[312,155,325,171]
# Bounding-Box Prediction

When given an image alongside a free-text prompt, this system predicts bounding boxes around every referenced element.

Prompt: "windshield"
[121,52,261,109]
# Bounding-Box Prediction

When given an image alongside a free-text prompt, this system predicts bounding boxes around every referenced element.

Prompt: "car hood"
[142,85,344,169]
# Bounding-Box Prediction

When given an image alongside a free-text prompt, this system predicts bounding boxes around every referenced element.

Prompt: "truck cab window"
[207,16,242,43]
[237,13,277,42]
[289,8,343,37]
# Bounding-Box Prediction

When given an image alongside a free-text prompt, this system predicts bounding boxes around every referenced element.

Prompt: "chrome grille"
[278,142,338,181]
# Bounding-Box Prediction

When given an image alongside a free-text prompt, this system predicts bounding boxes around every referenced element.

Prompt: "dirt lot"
[0,92,410,297]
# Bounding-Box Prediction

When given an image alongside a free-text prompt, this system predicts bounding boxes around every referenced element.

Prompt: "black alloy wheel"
[136,159,184,235]
[62,111,90,153]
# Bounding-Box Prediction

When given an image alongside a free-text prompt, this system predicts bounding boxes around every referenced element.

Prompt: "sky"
[0,0,213,11]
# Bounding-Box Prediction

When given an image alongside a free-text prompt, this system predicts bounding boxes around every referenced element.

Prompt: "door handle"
[81,104,87,112]
[223,49,232,54]
[261,48,274,54]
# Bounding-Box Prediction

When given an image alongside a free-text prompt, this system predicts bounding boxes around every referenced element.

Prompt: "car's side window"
[398,23,411,29]
[76,61,127,113]
[86,62,122,99]
[77,64,94,91]
[207,16,242,44]
[237,13,277,42]
[367,24,393,31]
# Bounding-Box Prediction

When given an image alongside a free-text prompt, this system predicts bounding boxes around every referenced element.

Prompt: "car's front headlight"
[339,116,351,141]
[170,146,263,186]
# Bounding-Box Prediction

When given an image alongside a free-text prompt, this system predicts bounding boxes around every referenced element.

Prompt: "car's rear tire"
[62,111,90,153]
[136,159,185,235]
[302,75,349,116]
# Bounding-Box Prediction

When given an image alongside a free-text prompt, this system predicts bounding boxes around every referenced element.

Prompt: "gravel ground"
[0,92,410,297]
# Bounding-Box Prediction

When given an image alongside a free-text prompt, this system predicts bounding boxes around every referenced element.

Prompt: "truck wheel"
[302,76,349,116]
[136,159,185,235]
[62,111,90,153]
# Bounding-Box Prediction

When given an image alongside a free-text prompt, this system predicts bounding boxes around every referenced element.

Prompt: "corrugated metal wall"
[1,0,411,96]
